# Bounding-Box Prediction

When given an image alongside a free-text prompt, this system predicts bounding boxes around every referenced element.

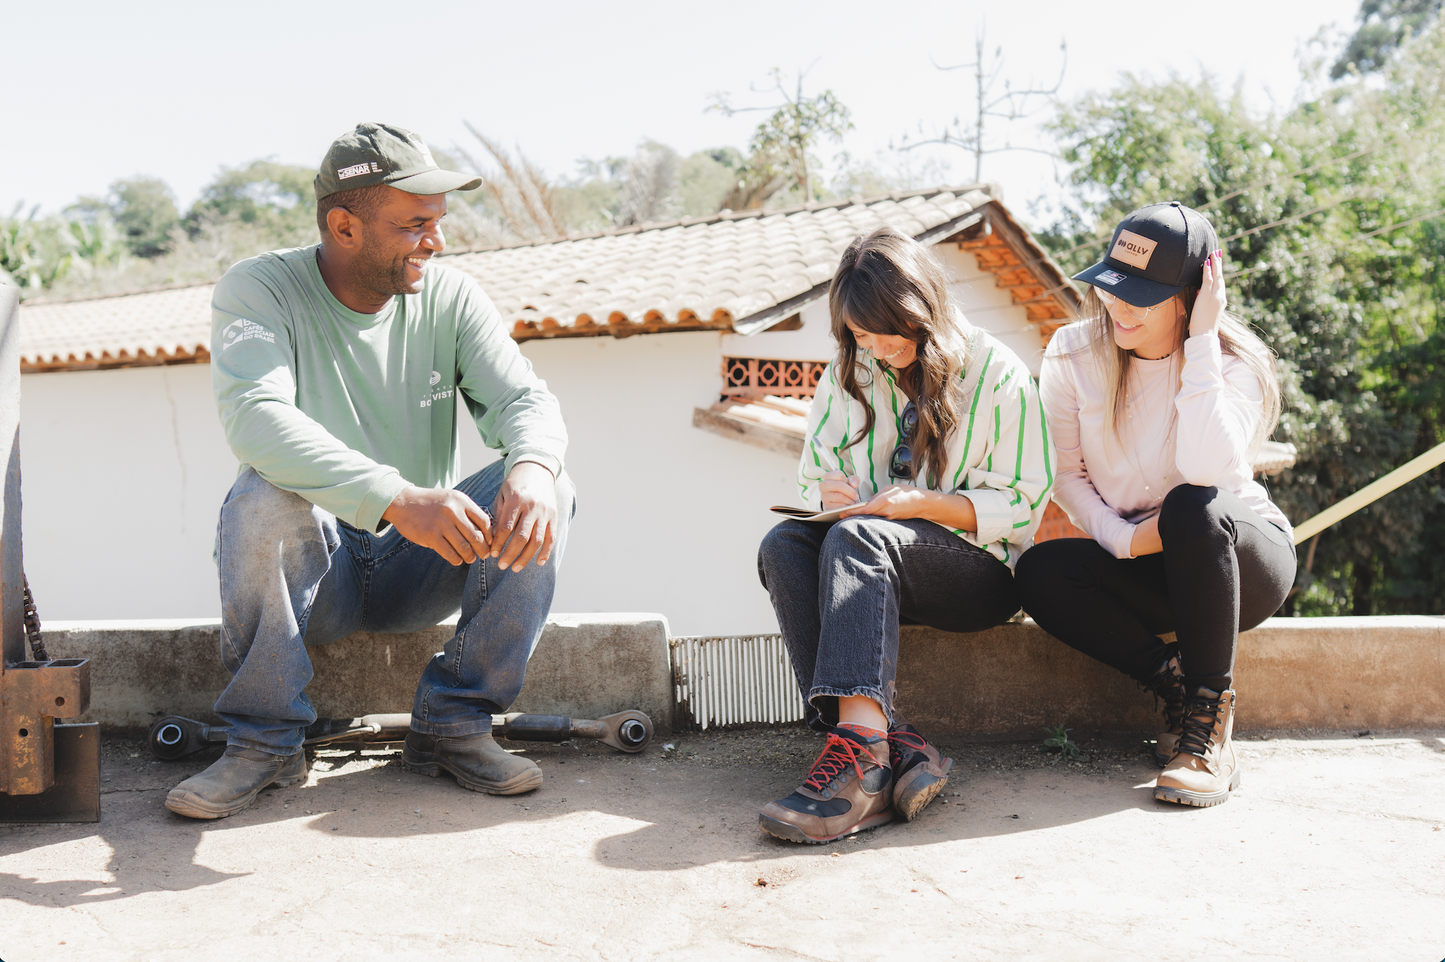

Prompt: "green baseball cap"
[313,122,482,201]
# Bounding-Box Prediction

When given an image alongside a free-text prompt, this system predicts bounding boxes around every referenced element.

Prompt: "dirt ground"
[2,726,1443,961]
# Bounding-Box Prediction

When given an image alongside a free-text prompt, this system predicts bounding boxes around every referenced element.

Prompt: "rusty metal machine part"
[1,285,100,823]
[149,708,655,760]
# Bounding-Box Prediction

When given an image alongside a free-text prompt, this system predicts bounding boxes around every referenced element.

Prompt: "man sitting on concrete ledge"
[166,122,574,820]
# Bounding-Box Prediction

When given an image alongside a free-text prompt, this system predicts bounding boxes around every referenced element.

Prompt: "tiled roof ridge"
[17,185,997,305]
[440,183,998,257]
[23,277,219,307]
[18,184,1067,374]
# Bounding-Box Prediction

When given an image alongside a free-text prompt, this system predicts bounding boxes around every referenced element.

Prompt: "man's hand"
[489,461,559,571]
[382,485,493,566]
[819,470,862,510]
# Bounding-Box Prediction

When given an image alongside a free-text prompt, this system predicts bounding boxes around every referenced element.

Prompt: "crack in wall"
[161,367,187,535]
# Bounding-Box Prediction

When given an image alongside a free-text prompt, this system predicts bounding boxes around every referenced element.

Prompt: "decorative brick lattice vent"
[722,357,825,399]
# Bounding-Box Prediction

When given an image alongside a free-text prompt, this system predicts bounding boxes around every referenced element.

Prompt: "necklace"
[1123,395,1177,503]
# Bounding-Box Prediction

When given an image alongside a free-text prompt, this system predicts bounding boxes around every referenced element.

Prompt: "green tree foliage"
[1042,20,1445,615]
[2,202,128,295]
[678,148,744,216]
[1331,0,1443,78]
[710,67,853,207]
[70,177,179,258]
[1,205,77,292]
[185,160,316,243]
[5,160,328,300]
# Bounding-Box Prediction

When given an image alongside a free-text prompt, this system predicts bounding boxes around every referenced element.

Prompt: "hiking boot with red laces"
[759,726,893,843]
[888,723,955,821]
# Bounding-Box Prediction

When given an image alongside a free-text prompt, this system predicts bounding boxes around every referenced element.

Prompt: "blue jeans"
[757,517,1021,732]
[213,461,575,754]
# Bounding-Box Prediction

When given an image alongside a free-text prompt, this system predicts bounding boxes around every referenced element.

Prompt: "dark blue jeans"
[214,461,575,754]
[757,517,1021,732]
[1016,484,1296,692]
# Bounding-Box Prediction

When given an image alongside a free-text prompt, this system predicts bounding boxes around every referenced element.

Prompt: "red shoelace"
[885,729,928,767]
[803,732,882,792]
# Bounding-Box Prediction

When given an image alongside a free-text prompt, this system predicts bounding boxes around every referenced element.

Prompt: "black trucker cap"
[314,122,482,202]
[1072,201,1218,306]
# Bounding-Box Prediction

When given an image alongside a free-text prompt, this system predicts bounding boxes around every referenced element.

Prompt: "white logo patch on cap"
[1110,229,1157,270]
[1096,269,1129,286]
[337,161,382,180]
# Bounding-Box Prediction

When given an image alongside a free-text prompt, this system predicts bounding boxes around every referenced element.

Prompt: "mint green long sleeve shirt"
[211,245,567,533]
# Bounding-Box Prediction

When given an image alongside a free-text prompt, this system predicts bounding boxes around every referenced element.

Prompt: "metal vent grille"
[670,634,805,730]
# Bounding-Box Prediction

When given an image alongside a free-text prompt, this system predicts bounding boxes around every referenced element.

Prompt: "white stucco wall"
[20,363,240,620]
[16,241,1049,633]
[17,334,800,635]
[504,332,797,636]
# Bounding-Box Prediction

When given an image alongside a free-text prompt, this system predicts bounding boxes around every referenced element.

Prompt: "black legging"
[1016,485,1296,692]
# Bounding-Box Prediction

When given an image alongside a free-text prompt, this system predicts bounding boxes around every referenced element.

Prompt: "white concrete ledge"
[37,613,675,735]
[895,616,1445,733]
[27,613,1445,737]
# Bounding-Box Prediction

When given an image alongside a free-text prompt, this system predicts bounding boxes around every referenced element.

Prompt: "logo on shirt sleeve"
[221,318,276,348]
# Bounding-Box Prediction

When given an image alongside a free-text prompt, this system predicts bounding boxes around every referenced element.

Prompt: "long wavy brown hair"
[828,227,970,489]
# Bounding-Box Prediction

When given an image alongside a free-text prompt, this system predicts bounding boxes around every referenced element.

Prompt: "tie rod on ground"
[148,709,654,761]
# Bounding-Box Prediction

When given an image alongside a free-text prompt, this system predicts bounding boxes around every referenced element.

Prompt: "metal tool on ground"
[149,709,654,760]
[1,285,101,825]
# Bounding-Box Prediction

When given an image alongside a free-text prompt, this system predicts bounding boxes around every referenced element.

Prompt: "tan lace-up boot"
[1154,686,1239,807]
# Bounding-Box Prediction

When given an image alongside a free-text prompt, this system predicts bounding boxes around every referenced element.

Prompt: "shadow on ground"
[0,726,1381,907]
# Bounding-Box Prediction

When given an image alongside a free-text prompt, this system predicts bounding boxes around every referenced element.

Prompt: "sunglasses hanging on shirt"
[889,399,919,481]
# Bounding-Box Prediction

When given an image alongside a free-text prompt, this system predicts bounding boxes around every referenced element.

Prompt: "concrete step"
[28,614,1445,737]
[38,613,675,736]
[897,616,1445,733]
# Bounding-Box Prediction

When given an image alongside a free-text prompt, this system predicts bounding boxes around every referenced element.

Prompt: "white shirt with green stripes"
[799,326,1054,569]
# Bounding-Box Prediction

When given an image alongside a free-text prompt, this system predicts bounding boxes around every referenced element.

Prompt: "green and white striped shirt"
[799,327,1054,568]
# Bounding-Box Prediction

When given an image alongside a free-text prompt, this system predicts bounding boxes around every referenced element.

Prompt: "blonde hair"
[1076,285,1282,455]
[828,227,970,489]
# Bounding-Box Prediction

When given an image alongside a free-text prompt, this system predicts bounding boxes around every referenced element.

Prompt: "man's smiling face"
[351,187,448,298]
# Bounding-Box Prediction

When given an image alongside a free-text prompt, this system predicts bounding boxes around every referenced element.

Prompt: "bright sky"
[7,0,1363,230]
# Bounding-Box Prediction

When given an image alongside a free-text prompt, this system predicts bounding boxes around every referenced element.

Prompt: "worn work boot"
[1155,687,1240,808]
[1142,654,1187,766]
[165,746,308,819]
[888,723,955,821]
[758,726,893,844]
[401,731,543,795]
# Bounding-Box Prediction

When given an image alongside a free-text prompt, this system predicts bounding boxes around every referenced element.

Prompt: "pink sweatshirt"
[1040,322,1292,559]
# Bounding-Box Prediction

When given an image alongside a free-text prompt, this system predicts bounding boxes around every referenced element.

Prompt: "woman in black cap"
[1016,202,1296,807]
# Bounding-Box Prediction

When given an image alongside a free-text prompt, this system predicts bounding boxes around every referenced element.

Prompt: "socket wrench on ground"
[148,709,653,760]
